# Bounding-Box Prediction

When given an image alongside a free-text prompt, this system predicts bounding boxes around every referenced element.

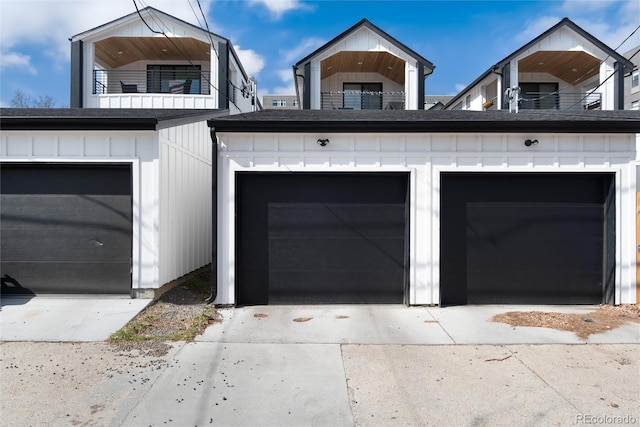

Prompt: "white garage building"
[209,109,639,306]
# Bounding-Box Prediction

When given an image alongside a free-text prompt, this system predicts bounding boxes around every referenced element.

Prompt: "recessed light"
[162,48,168,52]
[117,51,123,55]
[571,68,578,72]
[357,61,363,65]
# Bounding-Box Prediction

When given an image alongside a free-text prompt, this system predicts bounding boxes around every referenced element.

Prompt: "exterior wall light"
[317,138,330,147]
[524,139,539,147]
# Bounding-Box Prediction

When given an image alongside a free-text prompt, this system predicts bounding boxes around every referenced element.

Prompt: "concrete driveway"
[1,302,638,426]
[0,295,151,341]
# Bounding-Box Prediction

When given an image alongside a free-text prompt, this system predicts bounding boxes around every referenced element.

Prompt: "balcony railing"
[519,91,602,110]
[93,70,211,95]
[321,91,405,110]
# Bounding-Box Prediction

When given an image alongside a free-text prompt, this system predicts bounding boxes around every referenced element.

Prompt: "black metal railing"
[519,91,601,110]
[321,91,405,110]
[93,70,211,95]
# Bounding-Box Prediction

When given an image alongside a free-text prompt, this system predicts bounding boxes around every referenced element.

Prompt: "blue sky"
[1,0,638,107]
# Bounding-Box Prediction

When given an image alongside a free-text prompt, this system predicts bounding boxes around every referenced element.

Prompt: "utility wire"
[131,0,242,111]
[564,47,639,110]
[520,23,640,110]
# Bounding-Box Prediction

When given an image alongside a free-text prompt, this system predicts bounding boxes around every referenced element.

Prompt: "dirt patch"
[492,304,640,339]
[108,268,220,355]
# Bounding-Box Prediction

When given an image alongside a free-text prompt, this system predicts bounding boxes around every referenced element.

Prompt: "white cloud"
[516,0,640,52]
[235,46,265,77]
[276,68,293,83]
[454,83,467,93]
[0,0,214,67]
[281,37,326,63]
[247,0,305,19]
[0,51,37,75]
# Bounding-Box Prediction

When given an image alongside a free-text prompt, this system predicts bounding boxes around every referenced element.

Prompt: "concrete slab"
[119,342,353,427]
[0,296,151,342]
[198,305,454,344]
[342,344,640,426]
[428,305,640,344]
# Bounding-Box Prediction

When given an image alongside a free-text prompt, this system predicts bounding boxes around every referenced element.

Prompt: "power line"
[563,42,639,111]
[131,0,242,111]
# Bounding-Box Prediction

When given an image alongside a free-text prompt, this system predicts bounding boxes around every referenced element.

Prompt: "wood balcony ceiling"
[95,36,210,68]
[518,50,601,85]
[321,51,405,84]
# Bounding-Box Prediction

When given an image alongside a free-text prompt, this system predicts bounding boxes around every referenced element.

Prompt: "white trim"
[0,158,140,295]
[432,165,631,305]
[217,155,415,305]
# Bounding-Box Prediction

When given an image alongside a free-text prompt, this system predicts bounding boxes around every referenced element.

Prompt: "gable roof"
[69,6,251,82]
[70,6,225,43]
[209,109,640,134]
[444,18,635,109]
[0,108,227,131]
[294,18,435,72]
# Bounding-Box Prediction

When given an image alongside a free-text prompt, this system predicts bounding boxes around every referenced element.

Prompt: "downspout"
[205,126,218,304]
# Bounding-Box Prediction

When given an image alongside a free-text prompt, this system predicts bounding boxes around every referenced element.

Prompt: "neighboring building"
[293,19,435,111]
[624,46,640,110]
[263,95,299,110]
[425,95,453,110]
[1,108,220,298]
[445,18,634,112]
[69,7,258,114]
[209,109,639,306]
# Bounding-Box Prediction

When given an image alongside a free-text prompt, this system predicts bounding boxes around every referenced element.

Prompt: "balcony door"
[146,65,201,94]
[520,82,559,110]
[343,83,382,110]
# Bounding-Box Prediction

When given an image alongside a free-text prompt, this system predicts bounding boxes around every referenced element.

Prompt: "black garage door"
[1,164,132,295]
[440,173,614,305]
[236,173,409,305]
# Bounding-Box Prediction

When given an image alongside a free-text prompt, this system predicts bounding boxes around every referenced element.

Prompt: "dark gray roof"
[209,109,640,134]
[445,18,635,109]
[1,108,228,130]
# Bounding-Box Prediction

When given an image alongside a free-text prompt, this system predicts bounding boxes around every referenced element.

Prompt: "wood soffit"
[95,36,210,68]
[321,51,405,84]
[518,50,601,85]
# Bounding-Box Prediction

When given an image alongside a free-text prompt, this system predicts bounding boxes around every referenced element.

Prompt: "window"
[272,99,286,107]
[632,69,639,89]
[632,100,639,110]
[343,83,382,110]
[146,65,201,94]
[292,99,299,107]
[465,95,471,109]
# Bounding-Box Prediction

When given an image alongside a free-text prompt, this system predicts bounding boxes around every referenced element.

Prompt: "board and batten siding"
[308,26,421,110]
[158,122,213,287]
[215,132,637,305]
[1,122,212,296]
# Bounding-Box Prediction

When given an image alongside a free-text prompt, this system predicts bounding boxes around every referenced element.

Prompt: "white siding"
[215,132,637,305]
[1,131,159,293]
[158,121,213,286]
[1,124,214,295]
[308,26,421,109]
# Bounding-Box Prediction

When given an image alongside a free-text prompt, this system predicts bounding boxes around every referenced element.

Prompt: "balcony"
[519,91,602,110]
[93,70,211,95]
[321,91,405,110]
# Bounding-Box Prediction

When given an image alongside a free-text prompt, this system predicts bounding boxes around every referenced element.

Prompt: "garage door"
[236,173,409,305]
[1,164,132,295]
[440,173,614,305]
